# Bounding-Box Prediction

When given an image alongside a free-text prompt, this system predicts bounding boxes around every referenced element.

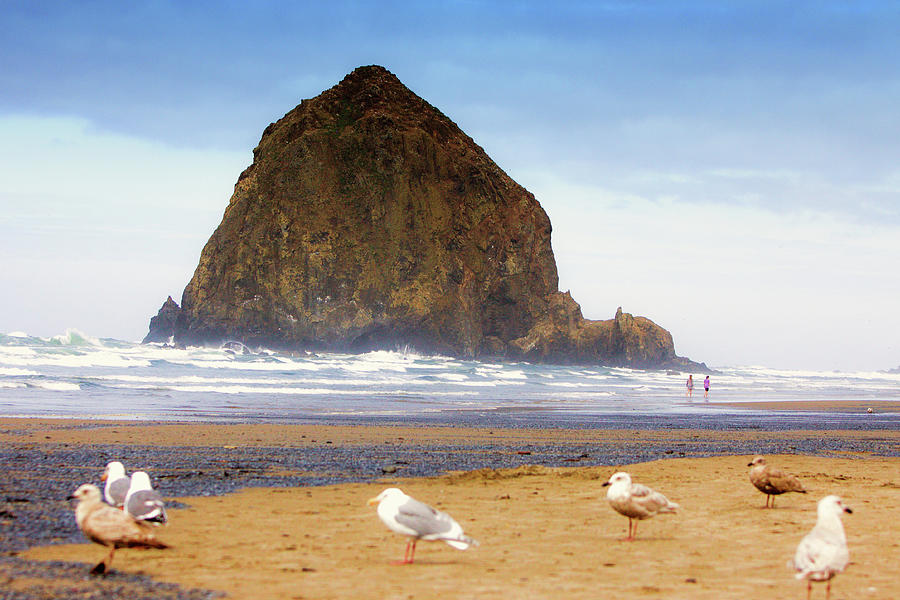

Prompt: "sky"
[1,1,898,371]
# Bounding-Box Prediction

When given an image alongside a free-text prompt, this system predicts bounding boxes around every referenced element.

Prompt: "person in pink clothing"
[686,375,694,398]
[704,375,710,399]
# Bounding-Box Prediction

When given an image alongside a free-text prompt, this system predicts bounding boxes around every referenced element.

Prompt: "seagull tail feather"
[122,535,170,549]
[145,537,171,549]
[443,534,478,550]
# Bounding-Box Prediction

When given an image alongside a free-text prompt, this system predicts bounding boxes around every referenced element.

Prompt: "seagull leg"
[622,519,636,541]
[395,540,412,565]
[90,547,115,577]
[395,540,417,565]
[771,495,776,508]
[806,580,811,600]
[619,519,630,541]
[825,579,831,600]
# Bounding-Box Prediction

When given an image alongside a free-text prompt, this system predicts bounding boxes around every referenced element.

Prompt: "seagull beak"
[100,470,108,482]
[844,507,852,514]
[746,462,753,467]
[601,481,610,487]
[367,496,380,506]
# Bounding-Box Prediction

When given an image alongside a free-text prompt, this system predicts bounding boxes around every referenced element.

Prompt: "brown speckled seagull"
[748,456,807,508]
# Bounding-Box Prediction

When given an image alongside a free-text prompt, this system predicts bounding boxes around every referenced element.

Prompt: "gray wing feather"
[126,490,168,523]
[108,478,130,506]
[394,497,455,536]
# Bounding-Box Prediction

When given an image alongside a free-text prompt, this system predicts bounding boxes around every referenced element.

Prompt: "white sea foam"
[0,346,37,358]
[6,331,29,338]
[435,372,470,382]
[118,383,481,396]
[29,381,81,391]
[0,351,150,369]
[0,367,39,376]
[88,373,413,387]
[48,329,102,347]
[545,381,600,388]
[476,367,527,379]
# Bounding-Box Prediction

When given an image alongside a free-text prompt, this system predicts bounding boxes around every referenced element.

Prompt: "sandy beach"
[3,418,899,599]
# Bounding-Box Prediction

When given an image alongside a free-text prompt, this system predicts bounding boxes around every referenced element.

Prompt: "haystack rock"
[145,65,702,369]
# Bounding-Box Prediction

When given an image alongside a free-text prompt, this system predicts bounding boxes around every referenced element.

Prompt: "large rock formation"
[145,65,700,369]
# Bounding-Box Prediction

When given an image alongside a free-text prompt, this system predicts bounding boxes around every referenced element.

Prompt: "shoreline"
[3,416,899,448]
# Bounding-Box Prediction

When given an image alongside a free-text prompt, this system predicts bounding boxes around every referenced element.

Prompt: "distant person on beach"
[704,375,710,399]
[686,375,693,398]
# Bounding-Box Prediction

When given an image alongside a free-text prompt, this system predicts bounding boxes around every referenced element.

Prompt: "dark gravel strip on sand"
[1,412,897,599]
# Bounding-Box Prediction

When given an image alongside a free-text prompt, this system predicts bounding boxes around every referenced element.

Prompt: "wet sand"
[712,400,900,413]
[1,417,897,448]
[3,418,897,599]
[24,454,900,600]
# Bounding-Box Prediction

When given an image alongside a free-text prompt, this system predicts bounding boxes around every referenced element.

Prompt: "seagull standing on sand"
[101,461,130,508]
[69,483,169,576]
[747,456,807,508]
[791,495,852,600]
[367,487,478,564]
[124,471,168,525]
[602,472,679,541]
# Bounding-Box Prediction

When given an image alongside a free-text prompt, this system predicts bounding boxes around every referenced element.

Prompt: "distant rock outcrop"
[142,296,180,344]
[145,65,702,369]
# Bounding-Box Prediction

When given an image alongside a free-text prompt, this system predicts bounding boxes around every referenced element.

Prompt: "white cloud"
[528,173,900,371]
[0,115,248,339]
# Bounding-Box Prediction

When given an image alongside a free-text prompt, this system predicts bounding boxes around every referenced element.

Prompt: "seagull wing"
[126,489,168,524]
[106,478,131,506]
[765,466,805,494]
[630,483,678,514]
[394,497,457,538]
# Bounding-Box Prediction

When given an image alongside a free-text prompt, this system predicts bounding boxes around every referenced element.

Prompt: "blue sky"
[1,1,898,370]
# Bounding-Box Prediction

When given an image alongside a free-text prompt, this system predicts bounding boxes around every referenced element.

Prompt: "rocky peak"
[145,65,702,370]
[142,296,181,344]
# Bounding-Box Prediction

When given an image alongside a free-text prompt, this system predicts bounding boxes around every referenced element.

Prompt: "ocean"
[1,329,898,425]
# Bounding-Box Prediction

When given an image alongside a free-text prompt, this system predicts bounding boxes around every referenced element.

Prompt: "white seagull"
[69,483,169,576]
[101,461,130,508]
[367,487,478,564]
[602,471,679,541]
[124,471,168,525]
[791,495,852,600]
